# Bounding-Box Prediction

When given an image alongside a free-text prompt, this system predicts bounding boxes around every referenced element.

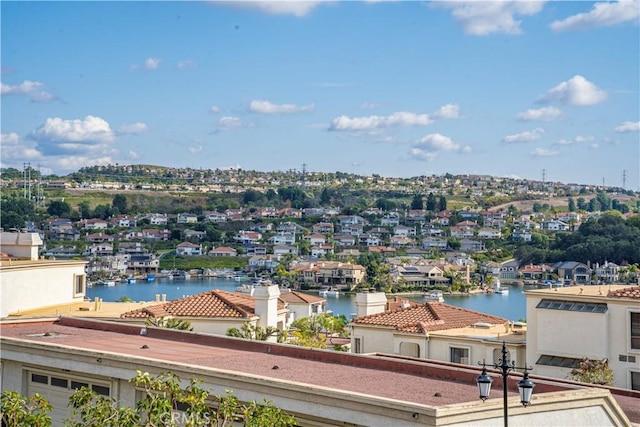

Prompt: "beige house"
[0,232,87,318]
[350,292,528,367]
[526,285,640,390]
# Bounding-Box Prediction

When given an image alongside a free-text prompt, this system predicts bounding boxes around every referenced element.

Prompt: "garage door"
[27,370,112,427]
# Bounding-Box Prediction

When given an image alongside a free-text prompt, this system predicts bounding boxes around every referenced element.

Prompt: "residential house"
[311,222,334,234]
[276,221,305,234]
[269,233,296,246]
[433,211,451,226]
[350,292,526,367]
[336,249,361,260]
[477,227,502,239]
[205,211,228,223]
[555,261,592,285]
[84,243,114,257]
[380,213,401,227]
[247,255,280,272]
[127,254,159,274]
[519,264,554,283]
[208,247,237,257]
[594,261,620,283]
[176,242,203,256]
[79,218,109,230]
[118,242,148,255]
[393,225,415,237]
[512,229,533,242]
[44,246,78,258]
[146,213,169,226]
[235,230,262,245]
[244,244,268,256]
[389,235,415,247]
[273,245,299,256]
[142,228,171,241]
[338,215,367,226]
[389,265,448,288]
[304,233,326,246]
[183,229,207,240]
[459,239,485,252]
[278,290,325,324]
[310,245,333,258]
[339,223,364,236]
[111,215,137,228]
[450,225,475,239]
[368,246,397,256]
[542,219,569,232]
[424,225,445,236]
[177,213,198,224]
[314,262,366,287]
[526,285,640,390]
[84,232,116,243]
[120,285,286,333]
[254,222,274,233]
[359,234,382,247]
[0,232,87,318]
[422,237,448,251]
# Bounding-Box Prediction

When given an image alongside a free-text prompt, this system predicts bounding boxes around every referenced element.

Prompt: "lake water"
[87,278,529,321]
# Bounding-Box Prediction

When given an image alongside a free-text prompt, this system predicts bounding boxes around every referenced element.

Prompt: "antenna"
[622,170,627,190]
[541,169,546,183]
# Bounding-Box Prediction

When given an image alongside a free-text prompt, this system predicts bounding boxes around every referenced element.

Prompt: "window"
[74,274,86,296]
[493,348,510,365]
[536,299,607,313]
[450,347,469,364]
[31,373,48,384]
[631,372,640,391]
[631,312,640,351]
[536,354,581,368]
[354,338,361,354]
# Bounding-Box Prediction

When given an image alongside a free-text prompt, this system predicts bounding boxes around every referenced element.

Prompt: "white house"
[269,233,296,246]
[176,241,203,256]
[0,232,87,318]
[526,285,640,390]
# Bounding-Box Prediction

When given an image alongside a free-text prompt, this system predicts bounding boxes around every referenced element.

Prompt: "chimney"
[355,291,388,318]
[253,284,281,332]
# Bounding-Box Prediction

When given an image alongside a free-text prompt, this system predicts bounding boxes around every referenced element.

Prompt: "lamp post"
[476,341,535,427]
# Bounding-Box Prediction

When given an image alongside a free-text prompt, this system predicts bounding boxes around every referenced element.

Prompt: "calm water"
[87,278,528,321]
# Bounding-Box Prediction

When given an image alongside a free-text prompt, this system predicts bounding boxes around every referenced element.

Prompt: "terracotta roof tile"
[607,286,640,299]
[121,290,285,319]
[352,302,507,334]
[278,291,325,304]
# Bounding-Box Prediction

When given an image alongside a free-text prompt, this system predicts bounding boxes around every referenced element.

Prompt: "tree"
[570,358,614,386]
[426,193,437,211]
[1,390,52,427]
[438,195,447,212]
[289,313,348,349]
[145,316,194,331]
[64,370,297,427]
[410,193,423,210]
[226,323,282,342]
[47,200,72,217]
[568,197,576,212]
[112,194,128,214]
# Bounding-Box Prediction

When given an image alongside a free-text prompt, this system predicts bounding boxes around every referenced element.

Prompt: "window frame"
[449,346,470,365]
[630,370,640,391]
[73,273,87,297]
[629,310,640,353]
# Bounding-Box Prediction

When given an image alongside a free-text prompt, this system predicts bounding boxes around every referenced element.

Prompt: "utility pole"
[541,169,546,183]
[622,170,627,190]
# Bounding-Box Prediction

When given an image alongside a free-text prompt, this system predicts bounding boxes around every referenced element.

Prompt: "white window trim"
[73,274,87,298]
[628,310,640,354]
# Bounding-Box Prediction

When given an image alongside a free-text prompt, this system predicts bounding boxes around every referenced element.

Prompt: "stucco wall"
[1,262,86,318]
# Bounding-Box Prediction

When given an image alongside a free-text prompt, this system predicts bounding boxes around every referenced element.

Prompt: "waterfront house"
[555,261,592,285]
[176,241,203,256]
[208,246,238,257]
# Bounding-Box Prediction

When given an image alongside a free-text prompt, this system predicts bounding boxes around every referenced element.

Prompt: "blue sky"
[1,1,639,187]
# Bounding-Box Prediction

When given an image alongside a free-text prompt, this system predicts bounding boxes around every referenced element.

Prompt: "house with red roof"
[350,292,526,368]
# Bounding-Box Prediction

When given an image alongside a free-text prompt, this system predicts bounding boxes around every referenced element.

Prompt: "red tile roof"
[121,290,284,319]
[278,291,325,305]
[607,286,640,299]
[352,302,507,334]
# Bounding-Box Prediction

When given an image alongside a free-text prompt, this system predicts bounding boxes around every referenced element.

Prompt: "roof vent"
[473,322,492,329]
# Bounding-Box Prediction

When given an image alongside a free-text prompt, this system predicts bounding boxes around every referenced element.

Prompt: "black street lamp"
[476,341,535,427]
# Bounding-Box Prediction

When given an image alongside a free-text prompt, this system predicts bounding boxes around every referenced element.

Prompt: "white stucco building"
[526,285,640,390]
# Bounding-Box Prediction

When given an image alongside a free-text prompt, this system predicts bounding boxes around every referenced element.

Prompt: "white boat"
[493,279,509,295]
[424,290,445,302]
[127,277,136,284]
[319,286,340,297]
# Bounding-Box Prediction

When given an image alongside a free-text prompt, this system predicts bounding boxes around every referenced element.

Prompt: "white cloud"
[531,147,560,157]
[177,60,196,69]
[330,112,433,131]
[433,1,546,35]
[432,103,460,119]
[118,122,148,134]
[128,150,140,160]
[189,145,204,154]
[409,147,439,161]
[1,133,42,166]
[31,116,115,144]
[614,120,640,133]
[220,1,328,17]
[250,100,315,114]
[551,0,640,31]
[144,58,160,70]
[516,106,562,121]
[409,133,471,161]
[537,75,607,106]
[556,135,594,145]
[1,80,54,102]
[210,106,221,113]
[217,116,243,131]
[360,102,381,110]
[503,128,544,143]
